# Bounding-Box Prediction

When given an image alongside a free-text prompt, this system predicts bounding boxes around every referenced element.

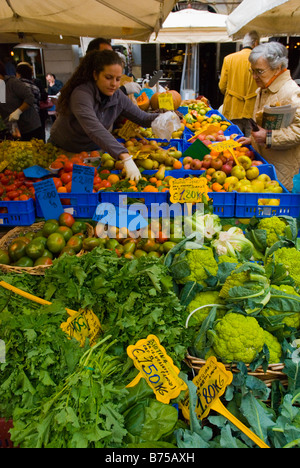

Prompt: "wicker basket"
[0,221,94,276]
[185,354,287,388]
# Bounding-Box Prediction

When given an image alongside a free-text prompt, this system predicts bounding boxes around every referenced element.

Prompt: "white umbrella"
[151,8,232,43]
[0,0,175,43]
[226,0,300,40]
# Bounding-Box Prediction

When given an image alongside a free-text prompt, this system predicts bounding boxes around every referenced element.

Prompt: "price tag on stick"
[180,357,270,449]
[127,334,187,404]
[34,178,64,220]
[169,177,210,204]
[71,164,95,193]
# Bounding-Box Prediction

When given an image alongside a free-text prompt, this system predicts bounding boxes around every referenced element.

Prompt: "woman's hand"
[237,136,251,146]
[119,153,141,182]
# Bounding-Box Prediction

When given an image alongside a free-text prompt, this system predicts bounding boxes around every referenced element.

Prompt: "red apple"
[222,163,233,175]
[191,159,203,170]
[210,158,223,170]
[202,159,211,169]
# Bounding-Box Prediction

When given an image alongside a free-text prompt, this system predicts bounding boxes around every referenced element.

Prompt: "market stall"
[0,87,300,450]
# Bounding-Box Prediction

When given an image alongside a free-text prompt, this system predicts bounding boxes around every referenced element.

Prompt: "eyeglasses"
[249,67,271,76]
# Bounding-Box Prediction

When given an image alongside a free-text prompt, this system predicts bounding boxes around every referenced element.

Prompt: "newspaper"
[262,104,297,130]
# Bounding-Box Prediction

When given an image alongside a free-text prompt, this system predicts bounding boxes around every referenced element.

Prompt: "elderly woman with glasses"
[238,42,300,192]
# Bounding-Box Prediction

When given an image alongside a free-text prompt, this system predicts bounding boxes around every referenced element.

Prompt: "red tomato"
[101,180,112,188]
[60,172,73,185]
[19,194,30,201]
[53,178,63,189]
[7,190,20,200]
[64,161,74,173]
[5,184,17,192]
[100,169,110,174]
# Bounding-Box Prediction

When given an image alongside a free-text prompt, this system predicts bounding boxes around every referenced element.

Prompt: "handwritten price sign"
[60,308,102,347]
[169,177,210,204]
[34,178,63,220]
[71,164,95,193]
[158,93,174,111]
[127,334,187,404]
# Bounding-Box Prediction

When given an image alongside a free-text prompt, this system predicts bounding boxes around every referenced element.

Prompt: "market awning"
[226,0,300,40]
[0,0,176,44]
[150,8,232,43]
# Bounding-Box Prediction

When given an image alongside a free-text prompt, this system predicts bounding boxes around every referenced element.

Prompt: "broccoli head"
[186,290,226,327]
[181,247,219,285]
[257,217,289,247]
[269,247,300,288]
[208,312,265,363]
[263,330,282,364]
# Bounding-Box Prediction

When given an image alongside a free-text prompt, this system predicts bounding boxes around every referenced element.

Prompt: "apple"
[202,139,212,146]
[239,179,252,186]
[203,154,212,161]
[210,158,223,170]
[183,156,193,165]
[237,185,254,193]
[237,155,252,170]
[212,170,227,184]
[198,133,206,141]
[221,163,233,175]
[268,186,283,193]
[224,176,239,192]
[184,164,191,170]
[257,174,271,183]
[216,135,226,142]
[231,165,246,180]
[250,180,265,192]
[264,180,280,189]
[246,166,260,180]
[191,159,203,170]
[251,160,263,166]
[202,159,212,169]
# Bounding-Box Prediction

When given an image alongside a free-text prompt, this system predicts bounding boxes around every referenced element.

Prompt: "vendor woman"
[50,50,160,181]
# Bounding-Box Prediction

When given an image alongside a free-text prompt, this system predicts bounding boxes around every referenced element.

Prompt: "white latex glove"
[9,108,22,121]
[123,156,141,182]
[123,82,142,95]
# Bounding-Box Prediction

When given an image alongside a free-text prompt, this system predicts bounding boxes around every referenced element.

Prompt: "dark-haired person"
[46,73,63,95]
[86,38,141,97]
[49,50,162,181]
[0,61,43,141]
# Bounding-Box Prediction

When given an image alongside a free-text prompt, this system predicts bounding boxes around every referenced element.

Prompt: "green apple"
[250,179,265,192]
[237,155,252,170]
[257,174,271,183]
[212,170,227,184]
[264,180,280,189]
[231,165,246,180]
[237,185,254,193]
[246,166,260,180]
[224,175,239,192]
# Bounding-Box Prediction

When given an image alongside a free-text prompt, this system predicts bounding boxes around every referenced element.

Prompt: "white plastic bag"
[151,111,182,141]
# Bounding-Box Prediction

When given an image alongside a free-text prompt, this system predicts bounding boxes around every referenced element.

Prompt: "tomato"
[7,190,20,200]
[101,180,112,188]
[8,239,28,262]
[46,233,66,254]
[34,257,53,267]
[71,221,87,234]
[53,178,63,190]
[19,194,30,201]
[56,226,73,242]
[123,239,136,254]
[66,235,83,253]
[0,187,4,197]
[58,212,75,228]
[14,256,34,267]
[59,246,77,257]
[25,239,45,260]
[93,176,102,186]
[40,249,53,259]
[42,220,59,237]
[82,237,102,251]
[100,169,110,174]
[64,161,73,173]
[5,184,17,192]
[60,172,72,185]
[1,177,9,186]
[0,249,10,265]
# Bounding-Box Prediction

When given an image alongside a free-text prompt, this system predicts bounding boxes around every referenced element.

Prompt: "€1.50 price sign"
[169,177,210,204]
[127,334,187,404]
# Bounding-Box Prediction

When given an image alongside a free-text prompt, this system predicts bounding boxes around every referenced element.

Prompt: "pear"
[155,165,166,181]
[139,159,154,170]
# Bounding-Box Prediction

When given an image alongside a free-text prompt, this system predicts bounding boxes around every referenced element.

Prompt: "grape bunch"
[0,139,60,172]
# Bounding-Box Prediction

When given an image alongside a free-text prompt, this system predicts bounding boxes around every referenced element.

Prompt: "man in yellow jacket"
[219,31,260,136]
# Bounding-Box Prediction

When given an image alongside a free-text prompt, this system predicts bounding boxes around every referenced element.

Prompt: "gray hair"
[243,31,260,48]
[249,42,289,70]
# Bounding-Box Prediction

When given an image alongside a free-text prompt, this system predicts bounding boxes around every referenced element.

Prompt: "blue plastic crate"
[208,191,236,217]
[36,192,100,219]
[0,199,36,226]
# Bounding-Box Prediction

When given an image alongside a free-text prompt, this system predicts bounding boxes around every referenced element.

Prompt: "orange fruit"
[211,182,223,192]
[149,177,158,184]
[128,180,136,186]
[107,174,120,184]
[143,185,159,192]
[173,160,182,169]
[58,186,67,193]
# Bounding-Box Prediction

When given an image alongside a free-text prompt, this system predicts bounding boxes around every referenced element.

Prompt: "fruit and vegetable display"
[0,96,300,450]
[0,211,300,449]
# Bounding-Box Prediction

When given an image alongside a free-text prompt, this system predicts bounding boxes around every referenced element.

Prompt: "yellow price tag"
[118,120,140,140]
[169,177,210,204]
[126,334,187,404]
[180,357,270,449]
[209,139,241,153]
[60,308,102,347]
[158,93,174,111]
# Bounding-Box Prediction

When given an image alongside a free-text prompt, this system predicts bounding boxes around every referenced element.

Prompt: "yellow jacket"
[219,48,257,120]
[252,70,300,192]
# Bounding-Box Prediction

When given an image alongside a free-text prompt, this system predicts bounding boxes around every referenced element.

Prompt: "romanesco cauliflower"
[263,330,282,364]
[257,217,288,247]
[181,247,218,285]
[186,290,226,326]
[269,247,300,288]
[219,262,270,313]
[217,255,238,264]
[262,284,300,331]
[208,313,265,363]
